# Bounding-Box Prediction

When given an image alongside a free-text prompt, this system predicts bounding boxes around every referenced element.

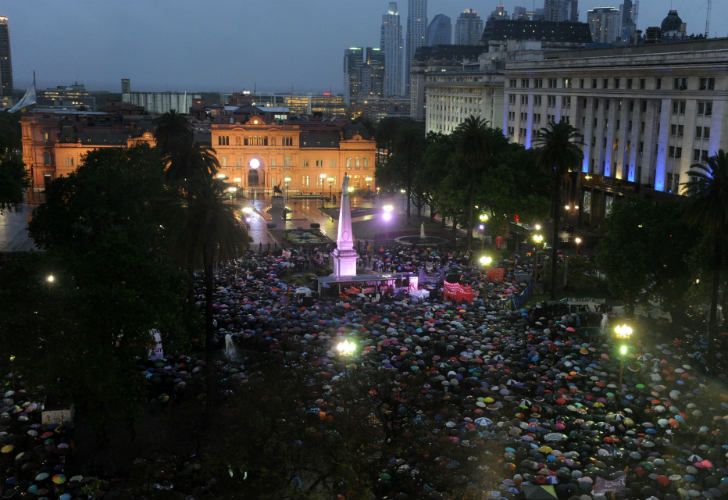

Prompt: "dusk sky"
[5,0,714,94]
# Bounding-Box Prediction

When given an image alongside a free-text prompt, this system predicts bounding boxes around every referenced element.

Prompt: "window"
[303,159,310,167]
[315,159,324,167]
[656,78,662,90]
[270,137,277,146]
[546,96,556,107]
[563,78,571,88]
[284,155,292,167]
[43,151,52,165]
[302,175,310,187]
[696,126,711,140]
[700,77,715,90]
[521,78,529,88]
[509,79,517,87]
[563,96,571,108]
[639,79,645,90]
[346,158,352,168]
[603,78,608,89]
[235,136,241,146]
[675,147,682,159]
[283,137,293,146]
[673,77,687,90]
[614,78,620,88]
[64,157,74,167]
[355,158,361,168]
[220,156,227,167]
[363,158,369,168]
[534,78,543,88]
[548,78,557,88]
[218,135,230,146]
[508,94,516,105]
[698,101,713,116]
[627,78,633,89]
[520,95,528,105]
[579,78,585,88]
[592,79,597,89]
[534,95,542,106]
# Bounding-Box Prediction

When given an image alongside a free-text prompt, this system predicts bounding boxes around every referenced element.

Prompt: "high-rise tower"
[426,14,452,46]
[0,17,13,97]
[406,0,427,96]
[381,2,404,96]
[343,47,364,105]
[544,0,578,23]
[455,9,485,45]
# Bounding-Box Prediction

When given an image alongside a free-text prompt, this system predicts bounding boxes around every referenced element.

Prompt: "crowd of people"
[208,246,728,498]
[3,244,728,498]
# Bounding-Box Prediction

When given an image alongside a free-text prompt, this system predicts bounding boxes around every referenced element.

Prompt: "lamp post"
[532,233,544,284]
[335,338,357,376]
[574,236,582,256]
[478,255,493,268]
[319,173,327,206]
[365,176,373,193]
[328,177,335,205]
[479,213,489,248]
[284,176,291,203]
[613,323,634,397]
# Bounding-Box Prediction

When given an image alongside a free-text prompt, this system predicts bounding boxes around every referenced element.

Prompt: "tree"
[12,146,190,442]
[534,120,583,299]
[0,112,28,213]
[684,150,728,345]
[186,176,248,407]
[452,116,509,248]
[0,157,29,213]
[596,198,697,317]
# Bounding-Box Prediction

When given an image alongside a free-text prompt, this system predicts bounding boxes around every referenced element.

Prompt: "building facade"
[620,0,638,42]
[381,3,404,97]
[587,7,621,44]
[455,9,484,46]
[406,0,428,95]
[21,110,376,196]
[362,47,385,97]
[426,14,451,46]
[543,0,578,23]
[503,38,728,199]
[37,83,96,110]
[20,110,156,190]
[210,117,376,194]
[122,91,195,114]
[0,16,12,98]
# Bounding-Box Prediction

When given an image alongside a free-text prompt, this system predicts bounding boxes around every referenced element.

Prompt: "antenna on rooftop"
[705,0,711,38]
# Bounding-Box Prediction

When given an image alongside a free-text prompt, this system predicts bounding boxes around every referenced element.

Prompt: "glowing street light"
[216,173,227,180]
[613,323,634,340]
[335,339,357,358]
[574,236,582,255]
[532,233,544,245]
[242,206,254,215]
[534,223,542,231]
[382,203,394,222]
[45,274,56,284]
[478,213,490,223]
[478,255,493,268]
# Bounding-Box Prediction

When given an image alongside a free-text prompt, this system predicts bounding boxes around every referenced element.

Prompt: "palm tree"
[187,176,249,408]
[683,150,728,347]
[154,111,193,160]
[453,116,508,248]
[534,120,583,299]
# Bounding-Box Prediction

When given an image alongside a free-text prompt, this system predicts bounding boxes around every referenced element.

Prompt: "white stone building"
[503,38,728,195]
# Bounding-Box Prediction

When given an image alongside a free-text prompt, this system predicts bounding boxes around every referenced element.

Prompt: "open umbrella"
[523,484,558,499]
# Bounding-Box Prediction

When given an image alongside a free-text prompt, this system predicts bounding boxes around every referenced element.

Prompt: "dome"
[660,10,683,33]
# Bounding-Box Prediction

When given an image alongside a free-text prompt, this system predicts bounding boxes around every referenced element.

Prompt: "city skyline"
[3,0,716,93]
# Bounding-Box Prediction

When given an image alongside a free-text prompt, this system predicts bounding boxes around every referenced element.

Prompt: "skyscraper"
[587,7,621,43]
[455,9,484,46]
[381,2,404,96]
[343,47,364,105]
[0,17,13,97]
[426,14,451,46]
[620,0,638,41]
[544,0,579,23]
[406,0,427,96]
[363,48,385,97]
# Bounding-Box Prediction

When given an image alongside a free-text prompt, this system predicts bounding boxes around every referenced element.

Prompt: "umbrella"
[523,484,558,499]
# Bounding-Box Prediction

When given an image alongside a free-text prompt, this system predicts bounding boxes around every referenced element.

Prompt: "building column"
[709,98,725,157]
[581,97,594,173]
[593,98,607,176]
[555,95,563,123]
[641,100,658,186]
[603,98,618,178]
[525,93,535,148]
[654,98,671,191]
[628,99,640,182]
[615,99,630,180]
[502,91,510,137]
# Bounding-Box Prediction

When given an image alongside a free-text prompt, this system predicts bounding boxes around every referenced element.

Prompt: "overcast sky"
[4,0,715,93]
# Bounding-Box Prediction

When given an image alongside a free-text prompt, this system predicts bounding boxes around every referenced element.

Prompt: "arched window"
[43,152,52,166]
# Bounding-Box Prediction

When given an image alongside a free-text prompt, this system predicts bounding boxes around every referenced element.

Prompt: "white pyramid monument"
[330,174,358,277]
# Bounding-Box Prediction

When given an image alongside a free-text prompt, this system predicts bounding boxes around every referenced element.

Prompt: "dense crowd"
[3,245,728,498]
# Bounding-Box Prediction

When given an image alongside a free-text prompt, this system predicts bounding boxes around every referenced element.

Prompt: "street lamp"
[574,236,582,255]
[226,186,237,201]
[328,177,335,205]
[478,255,493,268]
[534,223,542,231]
[613,323,634,396]
[284,176,292,202]
[382,203,394,222]
[532,233,544,245]
[335,339,357,357]
[319,173,327,206]
[365,176,373,192]
[45,274,56,284]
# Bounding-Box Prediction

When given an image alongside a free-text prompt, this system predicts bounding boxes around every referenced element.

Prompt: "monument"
[330,174,358,277]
